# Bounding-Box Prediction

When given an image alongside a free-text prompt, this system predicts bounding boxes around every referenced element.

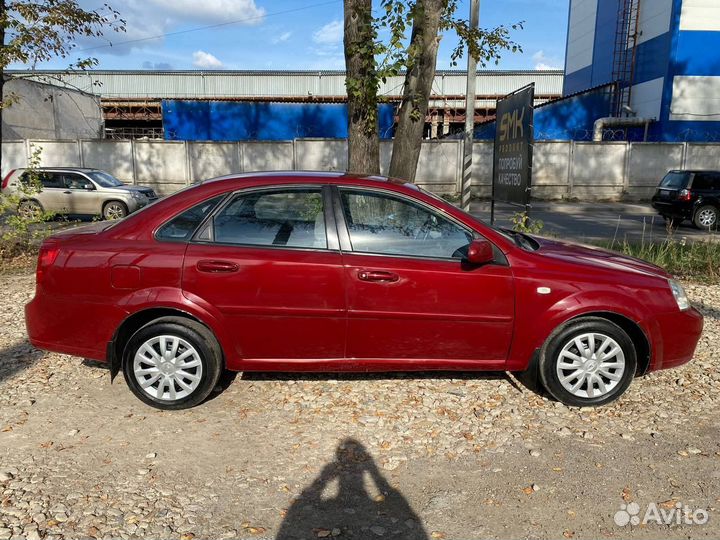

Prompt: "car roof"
[15,167,102,172]
[203,170,418,189]
[668,169,720,173]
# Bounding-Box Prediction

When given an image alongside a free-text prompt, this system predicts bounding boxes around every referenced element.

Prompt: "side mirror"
[83,183,95,190]
[466,239,494,265]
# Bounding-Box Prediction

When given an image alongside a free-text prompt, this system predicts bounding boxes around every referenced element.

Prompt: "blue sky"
[11,0,569,72]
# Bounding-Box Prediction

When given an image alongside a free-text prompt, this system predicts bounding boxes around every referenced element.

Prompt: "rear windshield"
[659,171,689,189]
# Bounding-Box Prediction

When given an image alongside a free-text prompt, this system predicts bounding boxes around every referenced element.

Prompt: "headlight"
[668,279,690,311]
[130,191,143,200]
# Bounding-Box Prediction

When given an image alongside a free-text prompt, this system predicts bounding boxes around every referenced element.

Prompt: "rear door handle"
[357,270,399,283]
[197,260,239,273]
[63,191,72,194]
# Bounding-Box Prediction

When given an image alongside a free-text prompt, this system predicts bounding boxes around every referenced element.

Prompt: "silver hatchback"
[1,167,158,220]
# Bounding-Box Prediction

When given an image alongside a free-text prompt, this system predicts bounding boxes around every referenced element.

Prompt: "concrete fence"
[3,138,720,200]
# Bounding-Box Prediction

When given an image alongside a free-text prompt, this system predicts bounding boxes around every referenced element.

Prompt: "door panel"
[180,187,346,361]
[183,245,346,360]
[62,173,99,214]
[336,187,514,364]
[344,253,514,363]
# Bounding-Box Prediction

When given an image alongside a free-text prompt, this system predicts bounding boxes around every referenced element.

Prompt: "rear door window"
[691,172,720,191]
[210,188,327,249]
[659,172,689,189]
[21,171,63,189]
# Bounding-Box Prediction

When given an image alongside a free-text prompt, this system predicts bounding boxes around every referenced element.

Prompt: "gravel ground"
[0,273,719,540]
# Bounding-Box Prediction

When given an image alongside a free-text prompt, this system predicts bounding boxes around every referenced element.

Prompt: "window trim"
[332,185,481,263]
[189,184,339,253]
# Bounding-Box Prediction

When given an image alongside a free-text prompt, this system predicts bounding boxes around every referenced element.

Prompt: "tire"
[539,317,637,407]
[17,199,43,220]
[693,205,718,231]
[103,200,128,220]
[122,317,223,410]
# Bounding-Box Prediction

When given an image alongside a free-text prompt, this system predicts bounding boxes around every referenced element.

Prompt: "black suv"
[651,170,719,230]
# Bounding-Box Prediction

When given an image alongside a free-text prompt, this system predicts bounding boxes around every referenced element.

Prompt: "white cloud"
[144,0,265,25]
[312,20,343,46]
[192,50,224,69]
[74,0,265,56]
[532,50,562,70]
[272,31,292,44]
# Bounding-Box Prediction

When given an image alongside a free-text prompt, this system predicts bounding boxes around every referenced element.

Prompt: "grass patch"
[596,236,720,284]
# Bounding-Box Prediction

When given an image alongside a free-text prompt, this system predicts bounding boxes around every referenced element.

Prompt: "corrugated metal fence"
[3,138,720,200]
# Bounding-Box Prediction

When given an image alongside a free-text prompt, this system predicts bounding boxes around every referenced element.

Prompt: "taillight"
[36,243,60,285]
[678,189,692,201]
[1,169,15,190]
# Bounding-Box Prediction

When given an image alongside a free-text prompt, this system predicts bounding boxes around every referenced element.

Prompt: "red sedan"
[25,172,703,409]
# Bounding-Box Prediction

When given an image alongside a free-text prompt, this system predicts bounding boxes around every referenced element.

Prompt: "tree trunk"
[1,0,5,139]
[343,0,380,175]
[388,0,444,182]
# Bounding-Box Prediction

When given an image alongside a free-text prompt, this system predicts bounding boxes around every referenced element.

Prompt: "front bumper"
[646,306,704,372]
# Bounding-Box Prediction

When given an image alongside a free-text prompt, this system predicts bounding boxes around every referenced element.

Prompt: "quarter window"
[212,189,327,249]
[339,189,473,259]
[156,195,225,241]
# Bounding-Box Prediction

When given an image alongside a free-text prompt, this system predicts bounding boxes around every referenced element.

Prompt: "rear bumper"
[646,307,704,372]
[25,291,126,362]
[650,199,695,220]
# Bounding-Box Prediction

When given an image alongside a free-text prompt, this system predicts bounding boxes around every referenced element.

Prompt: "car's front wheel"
[122,318,223,410]
[103,200,128,220]
[539,317,637,407]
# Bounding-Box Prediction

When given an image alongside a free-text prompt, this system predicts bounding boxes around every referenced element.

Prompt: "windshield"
[87,171,124,188]
[659,171,689,189]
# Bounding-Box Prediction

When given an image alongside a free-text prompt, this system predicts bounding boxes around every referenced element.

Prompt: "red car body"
[25,173,703,391]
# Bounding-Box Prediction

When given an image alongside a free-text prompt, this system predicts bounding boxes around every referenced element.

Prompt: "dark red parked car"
[25,172,703,409]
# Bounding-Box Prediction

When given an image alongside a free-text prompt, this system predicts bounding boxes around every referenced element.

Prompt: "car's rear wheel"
[539,317,637,407]
[18,199,43,220]
[693,205,718,231]
[103,200,128,220]
[122,318,222,410]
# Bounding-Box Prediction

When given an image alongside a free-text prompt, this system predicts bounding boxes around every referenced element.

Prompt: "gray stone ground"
[1,273,719,540]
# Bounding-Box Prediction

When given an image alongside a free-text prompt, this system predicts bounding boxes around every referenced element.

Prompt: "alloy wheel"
[697,208,717,228]
[104,202,126,219]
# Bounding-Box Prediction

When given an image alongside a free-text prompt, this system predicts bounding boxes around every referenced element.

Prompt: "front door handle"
[357,270,399,283]
[197,260,239,273]
[63,191,72,194]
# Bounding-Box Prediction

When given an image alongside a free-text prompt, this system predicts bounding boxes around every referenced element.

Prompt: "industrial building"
[476,0,720,142]
[563,0,720,141]
[6,69,562,142]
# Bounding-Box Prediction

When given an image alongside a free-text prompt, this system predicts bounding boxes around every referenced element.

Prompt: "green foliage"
[0,146,57,258]
[344,0,522,130]
[0,1,125,70]
[511,211,544,234]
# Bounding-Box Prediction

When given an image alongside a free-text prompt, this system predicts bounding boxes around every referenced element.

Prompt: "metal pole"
[461,0,480,212]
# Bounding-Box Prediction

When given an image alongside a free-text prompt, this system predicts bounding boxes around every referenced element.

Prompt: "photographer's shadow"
[277,438,428,539]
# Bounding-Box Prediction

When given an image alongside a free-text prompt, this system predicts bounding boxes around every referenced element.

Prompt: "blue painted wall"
[474,86,613,141]
[162,101,397,141]
[590,0,620,87]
